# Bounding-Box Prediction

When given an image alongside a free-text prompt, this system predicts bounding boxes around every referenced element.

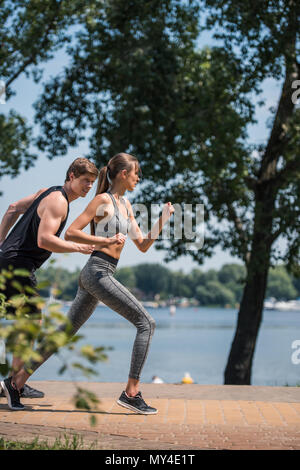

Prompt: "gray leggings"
[25,256,156,380]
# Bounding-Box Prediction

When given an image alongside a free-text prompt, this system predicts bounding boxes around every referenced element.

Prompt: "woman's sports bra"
[94,191,131,238]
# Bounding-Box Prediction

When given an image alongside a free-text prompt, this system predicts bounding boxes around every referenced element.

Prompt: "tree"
[22,0,300,384]
[196,281,235,307]
[0,0,89,182]
[133,263,170,298]
[291,273,300,298]
[266,265,297,300]
[36,265,81,300]
[168,270,192,298]
[186,269,206,296]
[218,264,246,303]
[202,0,300,384]
[115,267,136,289]
[218,264,246,285]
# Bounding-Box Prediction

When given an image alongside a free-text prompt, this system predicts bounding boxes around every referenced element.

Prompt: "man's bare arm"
[37,193,95,254]
[0,188,47,245]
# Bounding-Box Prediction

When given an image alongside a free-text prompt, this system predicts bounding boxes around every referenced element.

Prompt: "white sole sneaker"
[116,399,158,415]
[0,380,25,411]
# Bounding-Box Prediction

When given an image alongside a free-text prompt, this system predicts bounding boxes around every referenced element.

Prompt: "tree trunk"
[224,184,276,384]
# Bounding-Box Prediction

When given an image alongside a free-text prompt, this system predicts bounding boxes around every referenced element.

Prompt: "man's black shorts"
[0,257,41,318]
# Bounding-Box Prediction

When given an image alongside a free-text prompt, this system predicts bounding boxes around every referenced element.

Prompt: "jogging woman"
[9,153,174,414]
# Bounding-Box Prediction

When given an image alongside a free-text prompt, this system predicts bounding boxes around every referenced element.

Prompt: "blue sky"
[0,27,284,273]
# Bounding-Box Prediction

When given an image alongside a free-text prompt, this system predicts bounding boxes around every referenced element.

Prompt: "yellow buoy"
[181,372,194,384]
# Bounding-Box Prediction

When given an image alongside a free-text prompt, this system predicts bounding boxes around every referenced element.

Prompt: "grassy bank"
[0,434,97,450]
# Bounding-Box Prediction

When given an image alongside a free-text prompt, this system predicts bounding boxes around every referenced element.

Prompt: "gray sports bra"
[94,191,131,238]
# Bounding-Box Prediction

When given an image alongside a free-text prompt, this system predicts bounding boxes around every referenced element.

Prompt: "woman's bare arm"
[127,200,174,252]
[65,194,125,248]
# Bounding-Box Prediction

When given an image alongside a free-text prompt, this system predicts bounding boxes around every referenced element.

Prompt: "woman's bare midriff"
[94,242,125,260]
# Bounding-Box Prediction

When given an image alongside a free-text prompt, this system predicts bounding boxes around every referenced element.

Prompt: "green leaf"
[24,286,37,295]
[0,363,10,376]
[11,281,23,292]
[36,281,50,289]
[13,269,30,277]
[58,364,67,375]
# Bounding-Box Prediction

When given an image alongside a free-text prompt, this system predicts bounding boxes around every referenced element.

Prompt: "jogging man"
[0,158,98,408]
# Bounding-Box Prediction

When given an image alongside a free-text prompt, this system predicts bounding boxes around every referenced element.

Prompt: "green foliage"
[1,1,299,269]
[267,265,298,300]
[25,0,299,274]
[0,0,91,179]
[80,344,111,364]
[36,262,300,307]
[0,111,37,179]
[114,267,136,289]
[73,387,100,411]
[0,434,97,450]
[134,263,170,297]
[195,281,236,306]
[36,266,81,300]
[218,264,246,285]
[0,267,109,424]
[203,0,298,80]
[167,271,193,299]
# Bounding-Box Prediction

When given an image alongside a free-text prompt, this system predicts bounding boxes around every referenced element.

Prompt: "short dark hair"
[65,158,98,182]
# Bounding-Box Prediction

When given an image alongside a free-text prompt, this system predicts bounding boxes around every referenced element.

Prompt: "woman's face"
[124,163,140,191]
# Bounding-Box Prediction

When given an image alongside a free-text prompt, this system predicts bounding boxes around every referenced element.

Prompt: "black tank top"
[0,186,69,270]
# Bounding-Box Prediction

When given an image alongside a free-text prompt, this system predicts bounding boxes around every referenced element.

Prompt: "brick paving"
[0,381,300,450]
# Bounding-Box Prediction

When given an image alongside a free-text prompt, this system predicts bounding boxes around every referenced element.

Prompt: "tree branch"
[274,156,300,189]
[6,1,63,89]
[6,55,36,88]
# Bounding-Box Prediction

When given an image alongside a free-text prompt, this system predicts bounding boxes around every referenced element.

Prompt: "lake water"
[26,306,300,386]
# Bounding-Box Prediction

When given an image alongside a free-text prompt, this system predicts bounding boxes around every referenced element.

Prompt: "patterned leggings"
[25,255,156,380]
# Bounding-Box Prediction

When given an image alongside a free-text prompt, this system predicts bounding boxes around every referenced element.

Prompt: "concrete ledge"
[27,381,300,402]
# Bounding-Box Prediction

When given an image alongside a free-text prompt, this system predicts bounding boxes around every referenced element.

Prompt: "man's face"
[70,172,97,197]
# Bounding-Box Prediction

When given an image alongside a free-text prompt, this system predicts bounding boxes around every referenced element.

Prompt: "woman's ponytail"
[90,165,110,235]
[91,153,141,235]
[97,166,110,195]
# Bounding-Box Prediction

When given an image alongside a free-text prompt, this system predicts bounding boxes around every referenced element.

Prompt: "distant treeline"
[36,263,300,307]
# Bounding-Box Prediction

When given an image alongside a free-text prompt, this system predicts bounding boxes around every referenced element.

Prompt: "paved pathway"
[0,382,300,450]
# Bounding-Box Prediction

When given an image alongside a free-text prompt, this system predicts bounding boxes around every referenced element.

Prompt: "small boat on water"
[141,301,159,308]
[152,375,164,384]
[264,297,300,312]
[169,305,176,316]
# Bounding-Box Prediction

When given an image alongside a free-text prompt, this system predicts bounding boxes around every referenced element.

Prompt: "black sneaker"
[20,383,45,398]
[117,391,158,415]
[0,377,25,410]
[0,382,44,398]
